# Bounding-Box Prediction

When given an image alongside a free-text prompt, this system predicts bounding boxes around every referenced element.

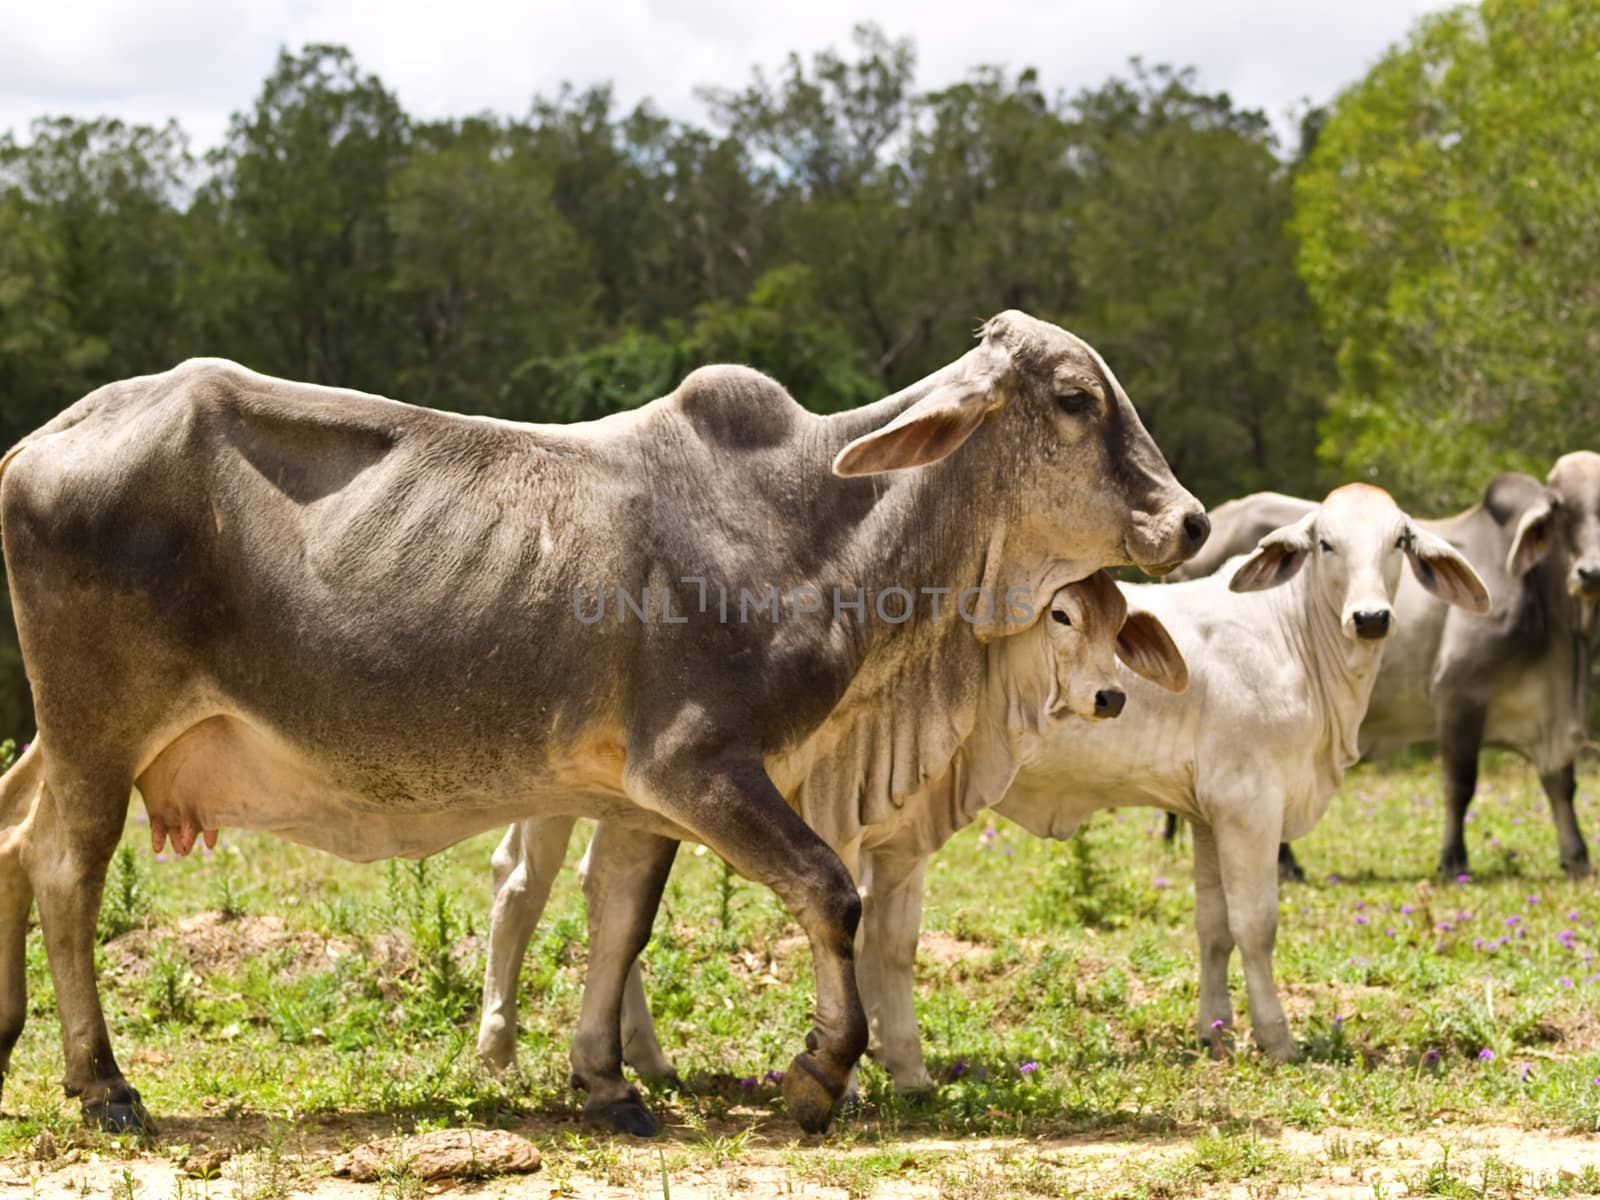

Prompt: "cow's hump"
[666,364,807,451]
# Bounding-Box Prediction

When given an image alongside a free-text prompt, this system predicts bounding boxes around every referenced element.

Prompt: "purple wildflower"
[739,1076,757,1091]
[1505,915,1521,927]
[1518,1062,1533,1082]
[1355,900,1367,910]
[1526,894,1539,905]
[1455,873,1471,884]
[1154,876,1168,889]
[1327,874,1341,884]
[1019,1061,1039,1076]
[1211,1019,1225,1030]
[1478,1048,1495,1062]
[763,1069,785,1085]
[1385,929,1397,938]
[154,854,168,864]
[1354,915,1369,925]
[1567,909,1581,921]
[1438,922,1454,933]
[1400,905,1414,915]
[1423,1049,1441,1066]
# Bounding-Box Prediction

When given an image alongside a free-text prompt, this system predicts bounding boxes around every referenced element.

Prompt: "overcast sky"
[1,0,1457,150]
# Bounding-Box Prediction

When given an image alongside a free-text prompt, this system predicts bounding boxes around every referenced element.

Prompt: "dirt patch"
[918,930,989,967]
[6,1122,1597,1200]
[333,1128,541,1181]
[107,911,359,976]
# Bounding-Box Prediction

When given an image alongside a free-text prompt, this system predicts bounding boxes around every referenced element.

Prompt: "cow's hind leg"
[1539,764,1592,880]
[1437,703,1486,879]
[25,759,150,1131]
[634,758,866,1135]
[477,817,577,1072]
[0,744,42,1097]
[570,823,678,1135]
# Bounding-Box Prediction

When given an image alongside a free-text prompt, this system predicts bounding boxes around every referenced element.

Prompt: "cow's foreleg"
[0,744,41,1098]
[570,823,678,1136]
[26,768,151,1132]
[1191,822,1235,1057]
[1539,764,1593,880]
[857,850,932,1093]
[577,832,679,1085]
[1437,702,1486,878]
[477,816,577,1073]
[1212,811,1294,1062]
[636,759,866,1135]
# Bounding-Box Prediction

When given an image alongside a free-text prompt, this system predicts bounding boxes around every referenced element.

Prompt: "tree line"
[2,0,1595,734]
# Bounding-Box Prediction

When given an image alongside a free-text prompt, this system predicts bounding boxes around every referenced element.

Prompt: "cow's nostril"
[1181,511,1210,552]
[1094,688,1126,718]
[1353,609,1391,639]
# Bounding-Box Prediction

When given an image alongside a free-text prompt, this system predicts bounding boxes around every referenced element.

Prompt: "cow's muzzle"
[1351,609,1392,640]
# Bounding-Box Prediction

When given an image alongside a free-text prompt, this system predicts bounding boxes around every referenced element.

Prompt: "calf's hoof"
[584,1090,661,1137]
[83,1090,156,1136]
[782,1052,841,1134]
[1277,848,1306,885]
[1562,857,1593,882]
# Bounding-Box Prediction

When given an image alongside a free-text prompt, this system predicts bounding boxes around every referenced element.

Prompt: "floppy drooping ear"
[1407,523,1491,613]
[1116,608,1188,693]
[833,337,1011,476]
[1505,497,1555,577]
[1229,511,1318,593]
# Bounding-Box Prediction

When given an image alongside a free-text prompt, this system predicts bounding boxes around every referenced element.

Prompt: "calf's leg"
[1539,764,1593,880]
[1191,823,1235,1056]
[477,816,577,1072]
[1437,703,1486,879]
[1212,811,1294,1061]
[857,850,932,1093]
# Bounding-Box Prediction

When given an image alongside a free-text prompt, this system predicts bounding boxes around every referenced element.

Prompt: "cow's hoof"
[585,1094,661,1137]
[782,1052,839,1135]
[1563,858,1594,882]
[84,1093,156,1136]
[1277,852,1306,885]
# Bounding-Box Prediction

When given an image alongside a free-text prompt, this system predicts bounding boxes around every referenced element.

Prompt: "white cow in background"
[483,484,1489,1087]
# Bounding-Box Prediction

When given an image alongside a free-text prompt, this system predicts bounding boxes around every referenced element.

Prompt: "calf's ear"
[1229,511,1316,593]
[1116,609,1188,693]
[1505,498,1554,577]
[1408,524,1491,613]
[833,340,1010,477]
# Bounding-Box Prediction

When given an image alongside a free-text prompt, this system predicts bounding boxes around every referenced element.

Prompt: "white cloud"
[0,0,1452,151]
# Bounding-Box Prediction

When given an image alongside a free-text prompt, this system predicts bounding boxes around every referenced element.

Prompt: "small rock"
[184,1148,233,1178]
[29,1130,58,1162]
[332,1129,541,1182]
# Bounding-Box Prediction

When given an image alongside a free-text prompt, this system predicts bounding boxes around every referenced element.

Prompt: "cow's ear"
[1116,609,1188,693]
[1506,498,1555,577]
[1229,511,1316,593]
[1408,524,1491,614]
[833,342,1010,476]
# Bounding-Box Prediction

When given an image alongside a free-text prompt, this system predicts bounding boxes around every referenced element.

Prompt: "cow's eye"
[1055,390,1094,416]
[1051,609,1072,626]
[1396,533,1412,550]
[1318,539,1334,553]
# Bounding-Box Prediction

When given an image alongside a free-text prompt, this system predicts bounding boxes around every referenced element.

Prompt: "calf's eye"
[1055,390,1094,416]
[1051,610,1072,626]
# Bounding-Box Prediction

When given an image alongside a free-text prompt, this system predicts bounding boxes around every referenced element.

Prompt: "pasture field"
[0,747,1598,1198]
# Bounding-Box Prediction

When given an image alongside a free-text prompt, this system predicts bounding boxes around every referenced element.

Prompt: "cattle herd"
[0,311,1590,1141]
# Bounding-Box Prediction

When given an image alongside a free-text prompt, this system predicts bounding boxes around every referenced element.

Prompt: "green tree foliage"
[1064,64,1332,502]
[1295,0,1600,508]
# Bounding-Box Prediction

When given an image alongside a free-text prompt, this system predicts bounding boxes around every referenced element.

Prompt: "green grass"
[2,750,1599,1197]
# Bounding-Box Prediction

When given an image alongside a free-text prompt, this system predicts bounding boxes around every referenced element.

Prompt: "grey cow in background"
[0,312,1207,1137]
[1165,454,1600,881]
